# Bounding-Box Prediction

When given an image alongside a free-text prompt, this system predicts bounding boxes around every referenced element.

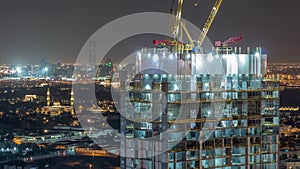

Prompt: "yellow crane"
[170,0,223,51]
[172,0,184,37]
[197,0,223,49]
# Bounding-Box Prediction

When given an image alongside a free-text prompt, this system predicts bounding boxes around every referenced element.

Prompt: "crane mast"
[160,0,223,52]
[170,0,223,51]
[172,0,184,38]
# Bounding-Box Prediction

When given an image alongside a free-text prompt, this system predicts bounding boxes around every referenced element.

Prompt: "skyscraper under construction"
[119,46,279,169]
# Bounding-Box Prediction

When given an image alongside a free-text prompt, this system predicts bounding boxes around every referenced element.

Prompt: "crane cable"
[170,0,176,14]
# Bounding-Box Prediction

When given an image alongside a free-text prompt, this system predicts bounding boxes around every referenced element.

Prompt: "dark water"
[280,88,300,107]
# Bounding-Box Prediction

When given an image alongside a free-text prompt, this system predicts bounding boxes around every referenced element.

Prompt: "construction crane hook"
[194,0,200,6]
[170,0,176,13]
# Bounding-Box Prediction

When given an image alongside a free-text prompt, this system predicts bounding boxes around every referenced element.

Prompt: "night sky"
[0,0,299,64]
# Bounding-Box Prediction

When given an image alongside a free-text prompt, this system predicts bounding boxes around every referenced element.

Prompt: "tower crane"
[171,0,184,37]
[196,0,223,49]
[215,35,243,47]
[163,0,224,52]
[214,35,243,54]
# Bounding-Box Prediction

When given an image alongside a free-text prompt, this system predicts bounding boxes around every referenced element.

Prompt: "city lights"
[0,0,296,168]
[16,66,21,74]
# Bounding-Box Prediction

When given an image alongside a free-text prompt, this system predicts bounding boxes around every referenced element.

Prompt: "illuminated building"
[47,88,50,106]
[23,94,37,102]
[120,47,279,169]
[41,88,75,116]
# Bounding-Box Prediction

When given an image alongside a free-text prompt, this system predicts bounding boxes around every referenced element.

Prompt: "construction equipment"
[152,0,187,51]
[153,39,183,47]
[215,35,243,47]
[170,0,223,52]
[154,0,223,52]
[172,0,184,37]
[214,35,243,54]
[196,0,223,49]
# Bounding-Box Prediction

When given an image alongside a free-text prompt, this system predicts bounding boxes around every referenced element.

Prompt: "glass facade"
[120,47,279,169]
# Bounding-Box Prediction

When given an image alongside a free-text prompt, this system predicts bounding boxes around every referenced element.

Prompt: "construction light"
[186,54,191,60]
[153,54,159,62]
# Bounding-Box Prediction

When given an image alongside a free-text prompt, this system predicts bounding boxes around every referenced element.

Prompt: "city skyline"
[0,0,298,64]
[0,1,300,168]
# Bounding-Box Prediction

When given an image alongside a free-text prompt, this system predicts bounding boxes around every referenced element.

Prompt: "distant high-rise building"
[41,59,46,67]
[89,39,96,65]
[98,58,113,77]
[120,47,279,169]
[57,60,62,68]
